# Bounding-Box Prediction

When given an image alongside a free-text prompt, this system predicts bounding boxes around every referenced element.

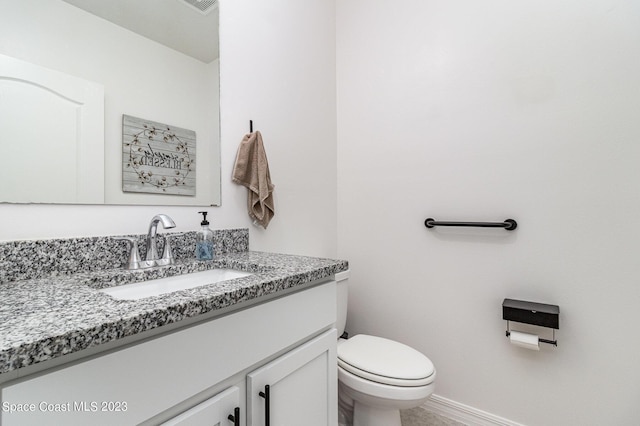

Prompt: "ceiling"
[62,0,219,63]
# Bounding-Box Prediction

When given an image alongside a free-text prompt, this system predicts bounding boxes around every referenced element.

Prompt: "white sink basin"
[99,269,253,300]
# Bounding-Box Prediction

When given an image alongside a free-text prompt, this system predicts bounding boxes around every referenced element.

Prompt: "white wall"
[0,0,338,258]
[219,0,337,256]
[337,1,640,425]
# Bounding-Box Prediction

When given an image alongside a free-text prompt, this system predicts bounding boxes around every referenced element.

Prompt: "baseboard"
[422,394,526,426]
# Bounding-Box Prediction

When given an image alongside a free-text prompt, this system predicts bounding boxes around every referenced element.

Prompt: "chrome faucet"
[146,214,176,263]
[115,214,177,270]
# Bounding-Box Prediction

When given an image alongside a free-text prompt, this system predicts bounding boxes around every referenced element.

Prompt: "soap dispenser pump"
[196,211,214,261]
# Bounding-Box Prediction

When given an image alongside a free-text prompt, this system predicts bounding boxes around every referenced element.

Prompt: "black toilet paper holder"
[503,298,560,346]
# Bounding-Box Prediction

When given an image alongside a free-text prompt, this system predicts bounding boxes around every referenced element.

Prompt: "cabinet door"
[162,386,240,426]
[247,329,337,426]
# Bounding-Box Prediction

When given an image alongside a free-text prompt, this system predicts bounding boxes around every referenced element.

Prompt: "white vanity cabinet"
[0,281,337,426]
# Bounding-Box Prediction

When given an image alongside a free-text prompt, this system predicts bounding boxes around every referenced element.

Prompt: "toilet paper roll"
[509,331,540,351]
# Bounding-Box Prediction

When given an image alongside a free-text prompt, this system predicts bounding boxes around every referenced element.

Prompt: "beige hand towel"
[232,131,275,229]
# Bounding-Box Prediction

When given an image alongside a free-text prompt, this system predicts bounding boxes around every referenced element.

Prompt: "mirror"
[0,0,221,206]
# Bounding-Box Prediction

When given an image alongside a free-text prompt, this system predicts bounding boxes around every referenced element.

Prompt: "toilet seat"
[338,365,435,406]
[337,335,435,387]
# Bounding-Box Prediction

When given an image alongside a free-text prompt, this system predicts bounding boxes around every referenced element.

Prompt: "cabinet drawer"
[162,386,240,426]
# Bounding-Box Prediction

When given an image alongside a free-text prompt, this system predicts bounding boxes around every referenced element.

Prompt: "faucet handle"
[114,237,142,270]
[159,234,176,266]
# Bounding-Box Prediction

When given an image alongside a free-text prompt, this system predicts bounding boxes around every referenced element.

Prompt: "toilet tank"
[335,270,350,337]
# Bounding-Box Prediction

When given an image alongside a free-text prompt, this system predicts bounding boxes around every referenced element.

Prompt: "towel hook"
[250,120,253,133]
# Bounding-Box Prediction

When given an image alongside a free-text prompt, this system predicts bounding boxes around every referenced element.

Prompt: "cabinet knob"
[259,384,270,426]
[227,407,240,426]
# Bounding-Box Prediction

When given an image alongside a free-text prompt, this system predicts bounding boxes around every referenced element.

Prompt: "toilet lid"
[337,335,435,387]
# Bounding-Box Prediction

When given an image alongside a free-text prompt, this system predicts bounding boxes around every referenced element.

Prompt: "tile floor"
[400,407,467,426]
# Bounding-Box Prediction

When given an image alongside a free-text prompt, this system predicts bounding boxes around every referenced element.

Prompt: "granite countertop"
[0,251,348,376]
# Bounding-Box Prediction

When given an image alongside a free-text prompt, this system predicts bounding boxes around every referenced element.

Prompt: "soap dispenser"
[196,211,214,261]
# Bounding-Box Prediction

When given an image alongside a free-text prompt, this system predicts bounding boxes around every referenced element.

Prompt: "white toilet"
[335,270,436,426]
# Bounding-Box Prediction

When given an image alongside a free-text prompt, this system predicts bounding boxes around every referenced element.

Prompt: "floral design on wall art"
[122,115,196,196]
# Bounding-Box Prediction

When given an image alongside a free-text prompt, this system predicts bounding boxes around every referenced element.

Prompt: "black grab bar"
[424,218,517,231]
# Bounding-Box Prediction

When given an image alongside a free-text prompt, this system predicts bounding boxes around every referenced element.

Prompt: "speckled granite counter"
[0,230,348,375]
